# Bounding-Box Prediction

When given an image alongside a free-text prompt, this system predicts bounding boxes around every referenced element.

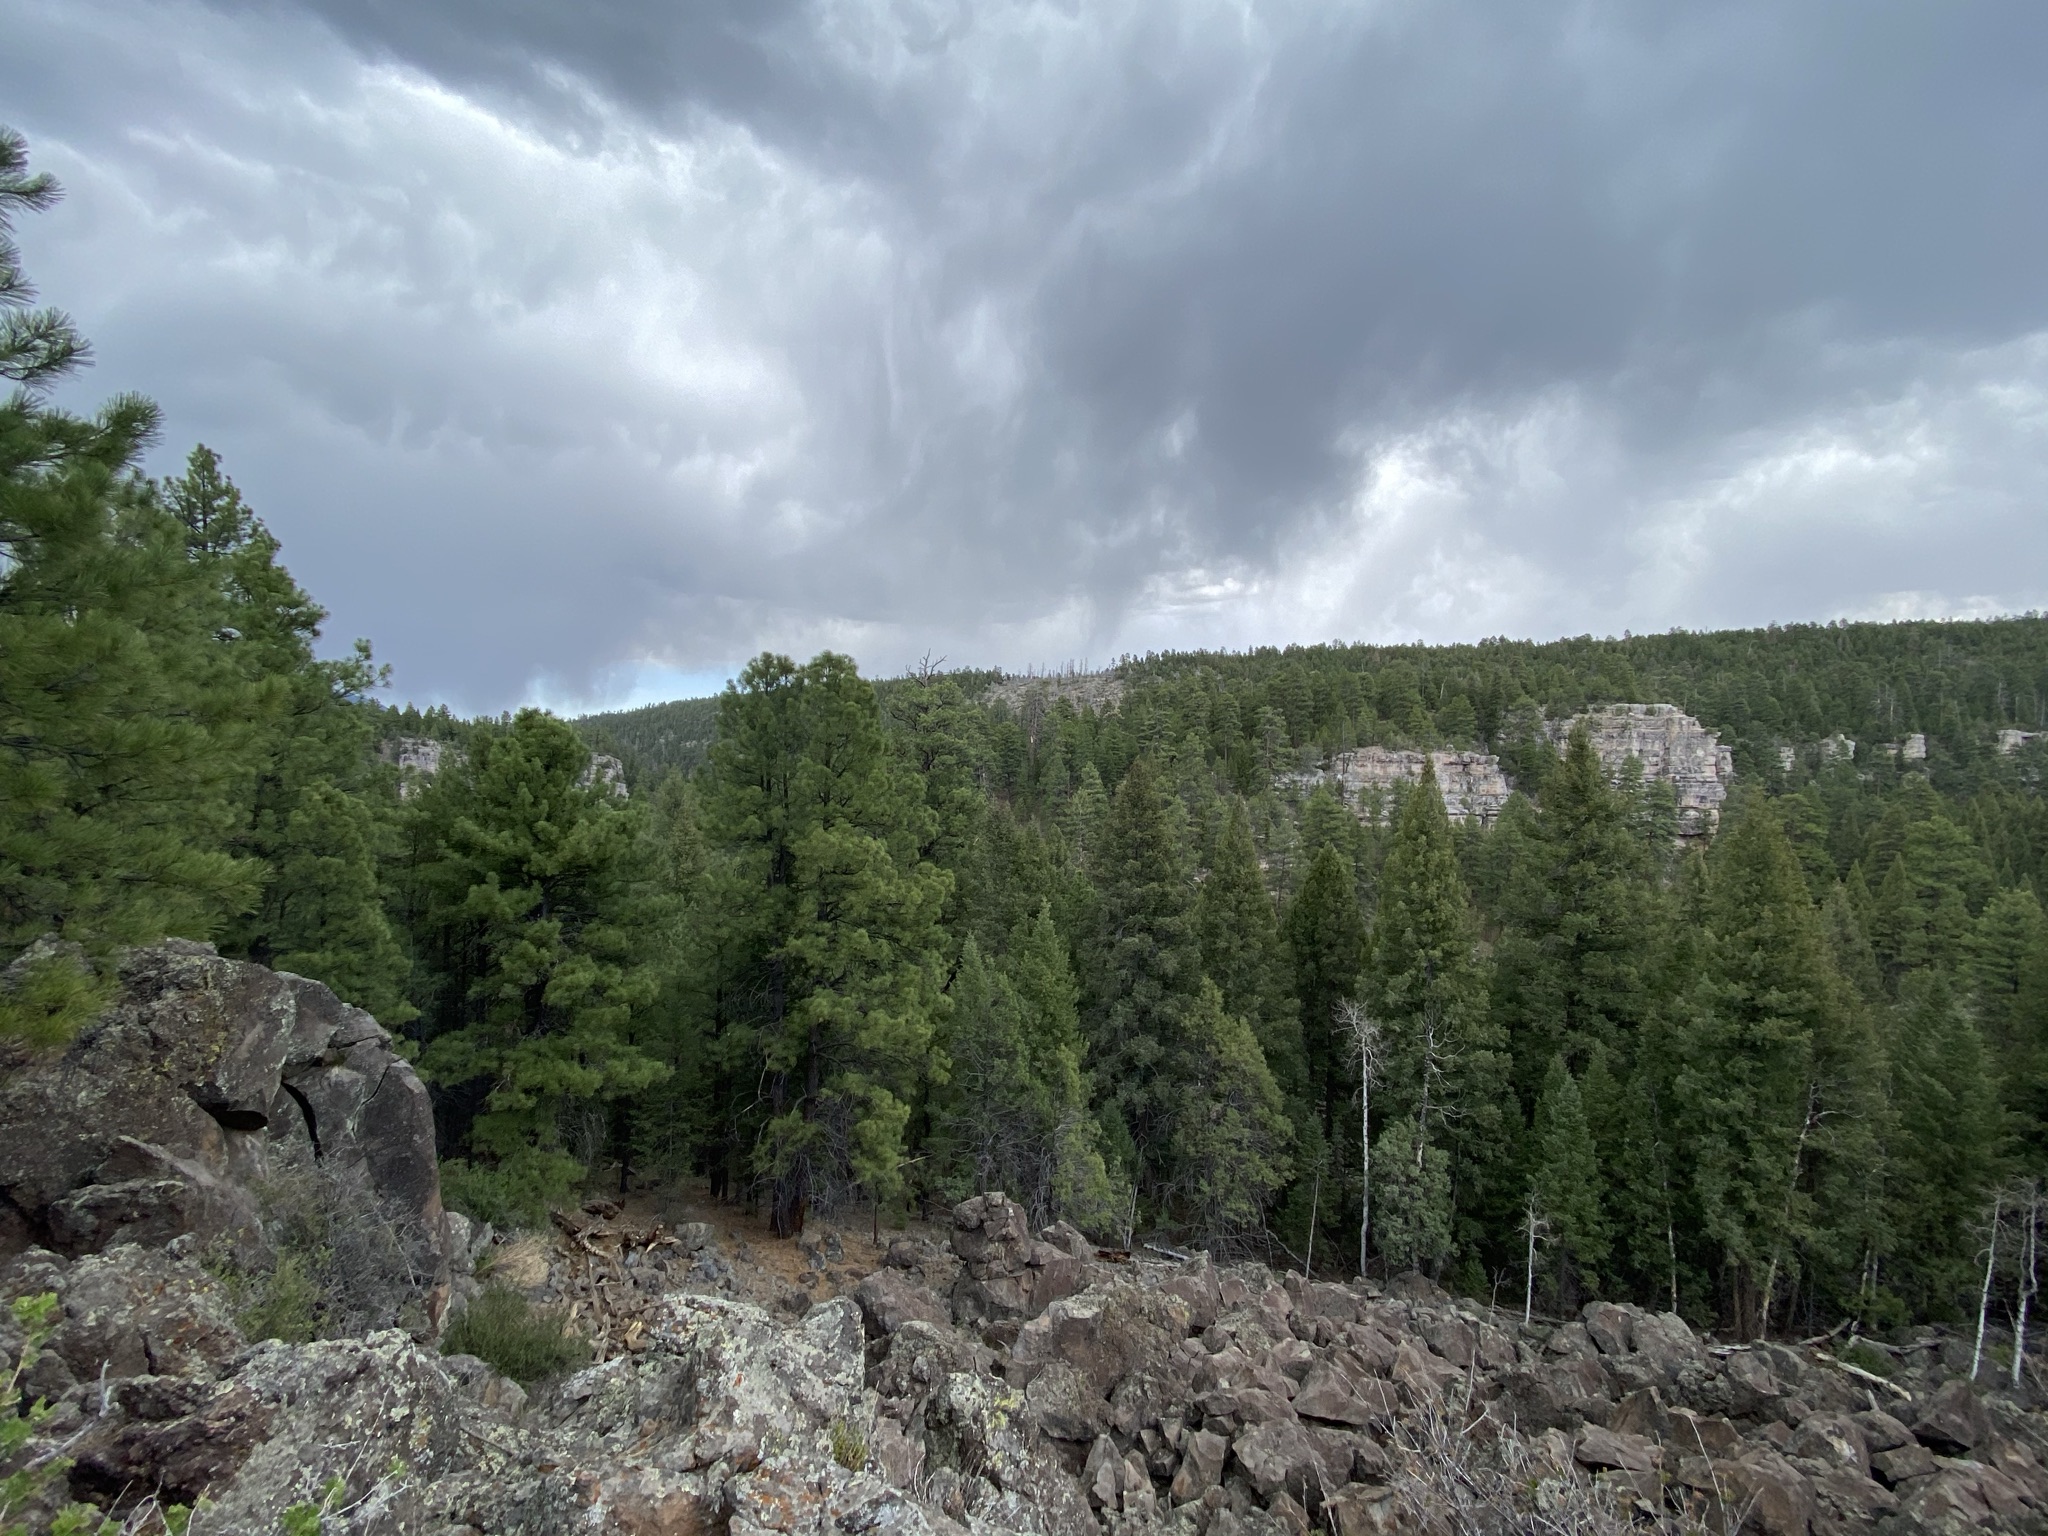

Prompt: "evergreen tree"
[1529,1054,1608,1306]
[1199,796,1303,1102]
[1883,970,2003,1316]
[1671,797,1841,1334]
[416,710,667,1223]
[0,140,267,1042]
[1164,980,1294,1239]
[1283,843,1367,1138]
[932,908,1114,1229]
[1363,759,1509,1266]
[695,653,952,1234]
[1372,1117,1452,1273]
[1490,727,1653,1097]
[1083,756,1204,1196]
[1061,762,1109,862]
[166,446,411,1023]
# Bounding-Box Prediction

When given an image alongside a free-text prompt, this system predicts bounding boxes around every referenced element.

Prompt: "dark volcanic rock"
[0,942,451,1327]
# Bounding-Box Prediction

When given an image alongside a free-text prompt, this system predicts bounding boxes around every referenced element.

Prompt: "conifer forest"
[10,127,2048,1347]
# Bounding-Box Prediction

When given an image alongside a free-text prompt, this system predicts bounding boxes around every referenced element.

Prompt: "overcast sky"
[6,1,2047,711]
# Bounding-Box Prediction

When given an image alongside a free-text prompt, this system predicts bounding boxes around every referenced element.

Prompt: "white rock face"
[1546,704,1733,836]
[1999,729,2042,754]
[580,752,629,798]
[1819,733,1857,763]
[379,735,464,800]
[1323,748,1513,827]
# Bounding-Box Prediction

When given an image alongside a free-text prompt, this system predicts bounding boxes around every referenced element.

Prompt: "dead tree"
[1339,1001,1384,1278]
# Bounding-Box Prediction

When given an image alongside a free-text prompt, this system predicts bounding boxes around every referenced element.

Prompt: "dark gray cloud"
[5,0,2047,709]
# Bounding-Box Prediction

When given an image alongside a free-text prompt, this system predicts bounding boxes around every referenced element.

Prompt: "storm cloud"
[5,0,2047,708]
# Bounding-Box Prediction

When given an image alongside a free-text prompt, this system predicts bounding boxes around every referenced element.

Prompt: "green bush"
[440,1286,588,1385]
[215,1248,321,1345]
[439,1154,581,1231]
[1838,1337,1895,1378]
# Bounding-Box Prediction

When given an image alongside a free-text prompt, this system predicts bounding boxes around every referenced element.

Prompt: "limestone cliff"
[1322,749,1513,827]
[1545,704,1733,836]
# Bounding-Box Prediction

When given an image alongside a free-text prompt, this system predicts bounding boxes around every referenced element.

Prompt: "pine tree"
[1884,970,2004,1316]
[1671,797,1838,1335]
[1083,756,1204,1196]
[1363,758,1509,1266]
[0,140,266,1042]
[0,128,87,388]
[696,653,952,1235]
[1199,796,1303,1104]
[1529,1054,1608,1306]
[416,710,668,1223]
[1164,980,1294,1239]
[1284,843,1367,1139]
[1371,1117,1451,1274]
[1490,727,1653,1098]
[932,908,1114,1229]
[166,446,411,1023]
[1061,762,1110,862]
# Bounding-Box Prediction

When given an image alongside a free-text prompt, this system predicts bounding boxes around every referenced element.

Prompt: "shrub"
[206,1156,432,1342]
[440,1286,588,1385]
[1838,1337,1895,1378]
[440,1154,581,1231]
[214,1248,321,1345]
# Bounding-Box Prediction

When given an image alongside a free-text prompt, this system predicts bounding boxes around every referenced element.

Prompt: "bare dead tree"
[1339,1000,1384,1278]
[2014,1179,2042,1389]
[1523,1193,1551,1326]
[1974,1187,2005,1383]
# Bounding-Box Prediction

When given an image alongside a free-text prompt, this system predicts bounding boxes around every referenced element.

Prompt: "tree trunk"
[1973,1191,2003,1382]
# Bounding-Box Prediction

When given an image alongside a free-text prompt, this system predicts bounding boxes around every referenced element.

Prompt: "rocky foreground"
[3,945,2046,1535]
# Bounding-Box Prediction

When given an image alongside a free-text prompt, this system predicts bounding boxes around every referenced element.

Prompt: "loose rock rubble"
[8,1185,2048,1534]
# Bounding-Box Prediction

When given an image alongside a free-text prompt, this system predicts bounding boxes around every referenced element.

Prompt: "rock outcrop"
[0,940,450,1329]
[1321,749,1513,827]
[9,1197,2048,1536]
[1546,704,1734,836]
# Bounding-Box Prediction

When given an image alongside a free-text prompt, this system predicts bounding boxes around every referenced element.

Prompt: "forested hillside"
[8,128,2048,1343]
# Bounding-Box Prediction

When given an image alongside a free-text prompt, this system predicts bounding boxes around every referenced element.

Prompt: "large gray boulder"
[0,941,451,1328]
[948,1192,1088,1325]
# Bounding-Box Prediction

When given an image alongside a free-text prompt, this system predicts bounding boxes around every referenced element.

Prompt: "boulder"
[926,1371,1095,1536]
[1851,1408,1913,1453]
[1160,1254,1224,1330]
[1728,1450,1816,1536]
[948,1193,1086,1325]
[1418,1311,1477,1367]
[1171,1428,1229,1503]
[1322,1483,1398,1536]
[1008,1282,1191,1398]
[1231,1420,1326,1507]
[1912,1379,1993,1454]
[40,1245,244,1386]
[1629,1310,1700,1379]
[1294,1364,1381,1427]
[1786,1413,1867,1479]
[0,942,450,1327]
[1870,1441,1938,1487]
[1573,1424,1661,1474]
[1581,1301,1635,1358]
[1897,1459,2029,1529]
[855,1268,951,1337]
[1667,1408,1744,1459]
[1810,1467,1898,1526]
[1024,1361,1108,1442]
